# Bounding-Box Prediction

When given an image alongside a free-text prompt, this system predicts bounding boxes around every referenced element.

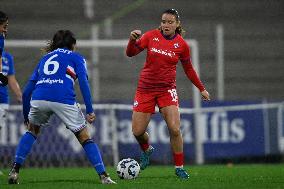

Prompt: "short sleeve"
[7,53,15,75]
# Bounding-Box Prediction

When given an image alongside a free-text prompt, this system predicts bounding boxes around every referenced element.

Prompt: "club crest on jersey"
[153,37,159,42]
[133,100,138,107]
[174,43,179,48]
[2,57,8,64]
[168,89,178,102]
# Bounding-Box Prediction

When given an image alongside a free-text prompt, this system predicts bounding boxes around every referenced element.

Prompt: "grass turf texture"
[0,164,283,189]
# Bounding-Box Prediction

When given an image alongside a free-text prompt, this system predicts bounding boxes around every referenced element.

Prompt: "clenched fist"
[129,30,142,41]
[86,112,96,124]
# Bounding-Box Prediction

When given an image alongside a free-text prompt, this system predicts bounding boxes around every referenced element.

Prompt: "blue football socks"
[82,139,106,175]
[15,132,37,165]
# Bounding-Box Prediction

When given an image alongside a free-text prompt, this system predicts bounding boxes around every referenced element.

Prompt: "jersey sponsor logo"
[36,78,64,85]
[150,47,175,58]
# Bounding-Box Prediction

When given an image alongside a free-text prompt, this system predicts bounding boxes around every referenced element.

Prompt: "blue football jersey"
[30,48,88,105]
[0,51,15,103]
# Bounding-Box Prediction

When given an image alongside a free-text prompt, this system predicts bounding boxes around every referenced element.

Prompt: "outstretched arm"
[181,59,210,101]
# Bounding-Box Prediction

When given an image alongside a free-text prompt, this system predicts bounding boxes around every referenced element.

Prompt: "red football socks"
[173,152,184,167]
[139,142,150,152]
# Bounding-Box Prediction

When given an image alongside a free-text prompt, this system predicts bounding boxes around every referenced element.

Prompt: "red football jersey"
[126,29,205,92]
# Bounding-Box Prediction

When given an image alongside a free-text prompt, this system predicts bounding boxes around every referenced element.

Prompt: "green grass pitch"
[0,164,283,189]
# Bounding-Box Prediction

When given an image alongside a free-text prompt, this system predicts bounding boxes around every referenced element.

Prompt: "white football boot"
[100,172,116,184]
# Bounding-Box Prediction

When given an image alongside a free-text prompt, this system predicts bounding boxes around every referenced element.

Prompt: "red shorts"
[133,89,179,113]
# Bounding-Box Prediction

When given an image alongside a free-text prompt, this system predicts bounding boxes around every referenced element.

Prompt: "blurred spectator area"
[1,0,284,102]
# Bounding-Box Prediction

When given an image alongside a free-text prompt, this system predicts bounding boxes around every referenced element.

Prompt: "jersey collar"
[160,31,178,40]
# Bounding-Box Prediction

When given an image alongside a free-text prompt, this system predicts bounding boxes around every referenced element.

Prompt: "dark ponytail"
[44,30,76,53]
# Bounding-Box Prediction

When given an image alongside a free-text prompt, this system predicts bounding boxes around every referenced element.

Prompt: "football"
[116,158,140,179]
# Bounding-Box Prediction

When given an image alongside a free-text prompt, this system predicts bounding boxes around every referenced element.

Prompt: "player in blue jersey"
[0,10,21,176]
[0,11,9,86]
[0,51,22,129]
[0,51,22,176]
[7,30,116,185]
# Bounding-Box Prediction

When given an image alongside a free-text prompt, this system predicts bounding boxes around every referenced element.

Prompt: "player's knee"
[169,127,181,138]
[133,131,149,142]
[75,128,91,144]
[132,127,144,137]
[81,138,94,147]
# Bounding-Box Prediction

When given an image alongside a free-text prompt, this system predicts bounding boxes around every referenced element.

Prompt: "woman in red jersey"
[126,9,210,179]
